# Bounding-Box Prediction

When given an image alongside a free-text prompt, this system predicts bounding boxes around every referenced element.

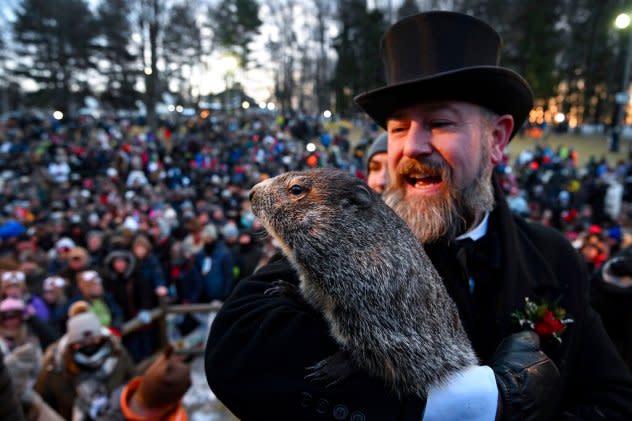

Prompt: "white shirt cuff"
[422,365,498,421]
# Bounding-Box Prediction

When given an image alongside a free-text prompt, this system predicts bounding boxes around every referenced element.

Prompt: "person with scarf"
[35,301,135,420]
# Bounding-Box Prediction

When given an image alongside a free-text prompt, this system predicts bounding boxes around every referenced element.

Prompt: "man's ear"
[352,184,374,208]
[489,114,514,164]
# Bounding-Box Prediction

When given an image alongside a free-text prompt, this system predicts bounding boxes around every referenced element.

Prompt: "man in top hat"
[205,11,632,420]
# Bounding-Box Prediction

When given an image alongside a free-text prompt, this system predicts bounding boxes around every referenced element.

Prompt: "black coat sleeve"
[204,255,425,421]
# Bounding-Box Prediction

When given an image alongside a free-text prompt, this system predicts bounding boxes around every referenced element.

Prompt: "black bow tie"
[454,238,476,284]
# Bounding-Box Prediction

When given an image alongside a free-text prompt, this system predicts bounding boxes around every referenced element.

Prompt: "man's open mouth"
[404,173,443,188]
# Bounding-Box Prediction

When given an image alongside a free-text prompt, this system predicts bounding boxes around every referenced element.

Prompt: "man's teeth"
[409,175,440,185]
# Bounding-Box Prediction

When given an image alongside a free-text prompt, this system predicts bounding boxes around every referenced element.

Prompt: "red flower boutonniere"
[512,297,574,343]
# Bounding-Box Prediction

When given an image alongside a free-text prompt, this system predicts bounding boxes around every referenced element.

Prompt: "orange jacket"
[120,377,187,421]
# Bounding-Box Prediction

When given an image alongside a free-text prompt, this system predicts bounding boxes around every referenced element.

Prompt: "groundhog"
[249,168,477,398]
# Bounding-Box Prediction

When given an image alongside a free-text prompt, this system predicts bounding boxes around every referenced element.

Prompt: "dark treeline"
[0,0,630,130]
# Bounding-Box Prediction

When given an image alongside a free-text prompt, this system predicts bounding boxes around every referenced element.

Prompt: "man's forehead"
[387,101,474,121]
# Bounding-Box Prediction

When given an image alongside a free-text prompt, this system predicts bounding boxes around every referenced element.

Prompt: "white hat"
[43,276,66,291]
[56,237,75,251]
[67,310,103,344]
[1,271,26,285]
[123,216,139,232]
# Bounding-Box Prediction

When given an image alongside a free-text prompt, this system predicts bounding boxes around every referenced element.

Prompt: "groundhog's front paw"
[264,279,300,297]
[304,351,354,387]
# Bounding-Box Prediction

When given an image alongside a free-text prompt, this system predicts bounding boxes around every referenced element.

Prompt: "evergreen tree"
[163,0,202,104]
[96,0,138,110]
[211,0,262,68]
[12,0,98,112]
[332,0,386,114]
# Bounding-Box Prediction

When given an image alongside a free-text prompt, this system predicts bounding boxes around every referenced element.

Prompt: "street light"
[612,13,632,152]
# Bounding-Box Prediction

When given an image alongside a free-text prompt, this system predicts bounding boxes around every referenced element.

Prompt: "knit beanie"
[135,346,191,409]
[365,132,388,170]
[66,301,103,344]
[0,297,25,313]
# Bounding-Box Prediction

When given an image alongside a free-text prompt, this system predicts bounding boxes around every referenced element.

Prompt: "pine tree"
[210,0,262,68]
[12,0,98,112]
[96,0,138,110]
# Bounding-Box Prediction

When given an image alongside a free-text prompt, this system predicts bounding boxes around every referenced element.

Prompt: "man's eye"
[289,185,304,195]
[428,121,452,129]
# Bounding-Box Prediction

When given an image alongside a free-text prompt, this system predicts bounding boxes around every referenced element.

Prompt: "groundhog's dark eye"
[289,184,304,195]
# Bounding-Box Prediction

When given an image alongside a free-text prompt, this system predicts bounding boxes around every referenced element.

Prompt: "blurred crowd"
[0,109,368,420]
[0,108,631,419]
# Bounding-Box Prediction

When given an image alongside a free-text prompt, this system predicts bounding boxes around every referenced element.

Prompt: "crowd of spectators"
[0,109,367,419]
[0,107,631,419]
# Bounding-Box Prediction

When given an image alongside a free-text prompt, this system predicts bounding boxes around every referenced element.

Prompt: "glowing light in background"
[306,143,316,152]
[615,13,631,29]
[323,110,332,118]
[52,110,63,120]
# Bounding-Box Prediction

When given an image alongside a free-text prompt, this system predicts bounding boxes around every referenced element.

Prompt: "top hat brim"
[354,66,533,139]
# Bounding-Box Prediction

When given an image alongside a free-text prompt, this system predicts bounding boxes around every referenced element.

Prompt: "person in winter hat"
[98,345,191,421]
[58,246,91,297]
[34,301,135,420]
[365,132,388,193]
[35,276,67,332]
[63,270,124,332]
[0,296,53,354]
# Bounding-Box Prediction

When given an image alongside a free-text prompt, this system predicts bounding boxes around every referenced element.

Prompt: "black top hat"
[354,11,533,139]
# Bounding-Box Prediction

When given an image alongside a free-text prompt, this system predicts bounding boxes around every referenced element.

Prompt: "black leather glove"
[489,331,561,421]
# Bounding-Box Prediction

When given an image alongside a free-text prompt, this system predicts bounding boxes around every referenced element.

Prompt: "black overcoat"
[205,183,632,420]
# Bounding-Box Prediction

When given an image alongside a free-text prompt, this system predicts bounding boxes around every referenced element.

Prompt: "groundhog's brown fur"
[250,168,477,398]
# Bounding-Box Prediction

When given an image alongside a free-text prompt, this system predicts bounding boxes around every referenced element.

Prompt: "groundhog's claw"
[305,351,353,387]
[264,279,299,297]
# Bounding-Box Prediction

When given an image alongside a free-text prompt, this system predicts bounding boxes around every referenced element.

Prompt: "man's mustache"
[395,157,451,179]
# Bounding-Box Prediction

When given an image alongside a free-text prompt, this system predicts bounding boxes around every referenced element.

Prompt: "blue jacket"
[193,242,234,301]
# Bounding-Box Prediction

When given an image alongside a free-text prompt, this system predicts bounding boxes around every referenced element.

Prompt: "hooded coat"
[204,179,632,420]
[102,250,152,321]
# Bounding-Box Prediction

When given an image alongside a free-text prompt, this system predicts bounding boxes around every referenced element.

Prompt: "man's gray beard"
[383,140,495,244]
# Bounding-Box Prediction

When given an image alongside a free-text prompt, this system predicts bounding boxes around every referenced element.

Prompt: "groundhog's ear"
[352,184,374,208]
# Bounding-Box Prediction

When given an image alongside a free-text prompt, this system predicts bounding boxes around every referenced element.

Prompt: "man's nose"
[402,123,432,158]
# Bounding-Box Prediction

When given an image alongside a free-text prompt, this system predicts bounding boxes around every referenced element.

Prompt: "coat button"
[316,398,330,414]
[333,404,349,420]
[350,411,366,421]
